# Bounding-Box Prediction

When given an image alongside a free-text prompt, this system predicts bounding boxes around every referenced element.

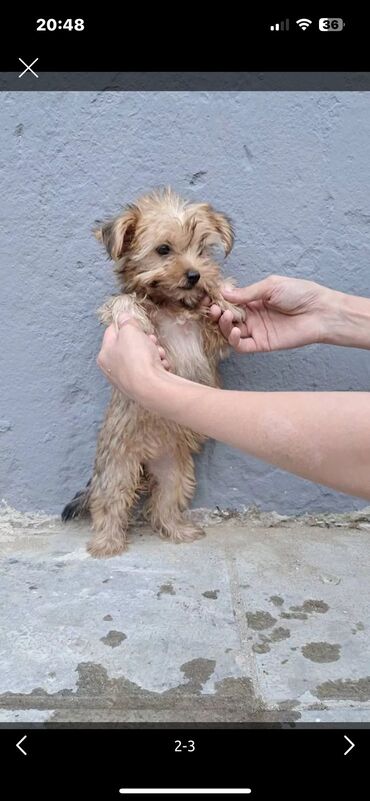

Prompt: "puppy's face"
[96,189,234,308]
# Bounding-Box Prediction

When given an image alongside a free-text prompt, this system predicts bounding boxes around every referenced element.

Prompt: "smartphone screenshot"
[0,9,369,798]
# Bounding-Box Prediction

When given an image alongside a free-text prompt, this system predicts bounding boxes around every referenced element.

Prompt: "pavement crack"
[223,545,263,700]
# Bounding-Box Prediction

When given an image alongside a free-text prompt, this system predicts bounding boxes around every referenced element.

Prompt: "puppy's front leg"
[208,280,246,324]
[98,293,154,334]
[201,282,246,363]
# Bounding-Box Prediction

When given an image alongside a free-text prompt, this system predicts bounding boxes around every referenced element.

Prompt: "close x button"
[18,58,39,78]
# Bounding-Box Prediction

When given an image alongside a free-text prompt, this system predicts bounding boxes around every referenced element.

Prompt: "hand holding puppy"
[208,275,340,353]
[97,314,171,398]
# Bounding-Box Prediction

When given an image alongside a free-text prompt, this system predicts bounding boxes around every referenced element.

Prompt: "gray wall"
[1,92,369,515]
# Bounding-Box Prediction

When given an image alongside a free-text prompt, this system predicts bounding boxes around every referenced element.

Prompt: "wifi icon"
[296,18,312,30]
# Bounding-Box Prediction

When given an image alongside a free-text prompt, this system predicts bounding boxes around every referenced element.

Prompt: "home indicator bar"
[118,791,252,796]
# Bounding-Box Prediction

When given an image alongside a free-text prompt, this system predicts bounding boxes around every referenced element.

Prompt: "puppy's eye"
[156,244,171,256]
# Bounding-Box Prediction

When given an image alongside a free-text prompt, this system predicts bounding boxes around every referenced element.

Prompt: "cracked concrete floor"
[1,505,370,723]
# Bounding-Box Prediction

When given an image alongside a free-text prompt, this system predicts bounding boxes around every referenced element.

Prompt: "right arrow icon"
[344,735,355,756]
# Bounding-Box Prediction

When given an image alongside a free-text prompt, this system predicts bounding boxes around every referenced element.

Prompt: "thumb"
[222,276,277,304]
[115,314,143,333]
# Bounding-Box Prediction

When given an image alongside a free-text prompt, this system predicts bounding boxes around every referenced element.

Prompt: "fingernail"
[117,314,133,328]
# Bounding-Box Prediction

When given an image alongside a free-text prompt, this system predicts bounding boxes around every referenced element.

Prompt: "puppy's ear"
[94,206,139,261]
[207,207,234,255]
[199,205,234,256]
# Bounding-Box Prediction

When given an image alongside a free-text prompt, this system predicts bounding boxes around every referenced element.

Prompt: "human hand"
[208,275,337,353]
[97,315,170,400]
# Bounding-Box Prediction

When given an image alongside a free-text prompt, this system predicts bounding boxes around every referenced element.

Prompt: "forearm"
[323,289,370,349]
[140,371,370,500]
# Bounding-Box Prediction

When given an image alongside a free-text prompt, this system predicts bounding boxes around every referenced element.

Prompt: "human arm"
[97,319,370,501]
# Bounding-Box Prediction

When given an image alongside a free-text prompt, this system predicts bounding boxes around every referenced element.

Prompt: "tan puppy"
[62,188,244,557]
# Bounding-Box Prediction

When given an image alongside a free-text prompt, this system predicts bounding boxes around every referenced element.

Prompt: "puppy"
[62,188,244,557]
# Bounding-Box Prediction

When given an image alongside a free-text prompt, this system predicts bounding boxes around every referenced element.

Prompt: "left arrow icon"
[16,735,27,756]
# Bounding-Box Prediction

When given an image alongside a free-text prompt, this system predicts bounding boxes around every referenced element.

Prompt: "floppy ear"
[94,206,139,261]
[205,206,234,255]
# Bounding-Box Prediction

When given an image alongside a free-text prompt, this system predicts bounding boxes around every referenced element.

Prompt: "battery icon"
[319,18,345,31]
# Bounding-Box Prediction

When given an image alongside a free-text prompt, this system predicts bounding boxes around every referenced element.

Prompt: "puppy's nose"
[186,270,200,286]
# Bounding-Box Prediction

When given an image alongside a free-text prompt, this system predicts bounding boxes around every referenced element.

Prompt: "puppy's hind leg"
[146,449,204,543]
[87,452,142,558]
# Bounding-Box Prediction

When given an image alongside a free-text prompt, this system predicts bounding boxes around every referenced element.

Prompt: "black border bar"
[1,727,367,798]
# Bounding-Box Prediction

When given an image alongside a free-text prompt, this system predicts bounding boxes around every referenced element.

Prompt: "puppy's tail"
[61,479,91,522]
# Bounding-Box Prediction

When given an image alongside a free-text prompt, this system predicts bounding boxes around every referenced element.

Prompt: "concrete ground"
[1,503,370,723]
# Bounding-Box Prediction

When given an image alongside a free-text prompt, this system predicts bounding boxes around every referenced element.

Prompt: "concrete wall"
[1,91,369,515]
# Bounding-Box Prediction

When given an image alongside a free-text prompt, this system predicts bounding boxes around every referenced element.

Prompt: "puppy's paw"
[87,537,128,559]
[160,523,206,543]
[98,295,154,333]
[216,299,246,323]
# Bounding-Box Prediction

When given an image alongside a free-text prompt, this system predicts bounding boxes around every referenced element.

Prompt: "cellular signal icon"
[270,19,289,31]
[296,18,312,30]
